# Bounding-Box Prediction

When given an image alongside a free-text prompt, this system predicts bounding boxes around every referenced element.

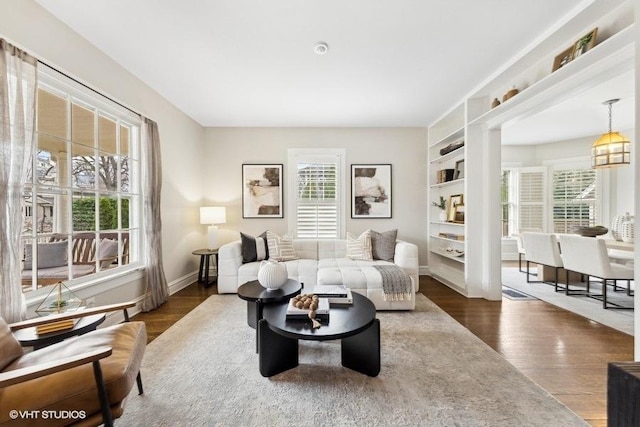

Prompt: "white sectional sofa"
[217,238,419,310]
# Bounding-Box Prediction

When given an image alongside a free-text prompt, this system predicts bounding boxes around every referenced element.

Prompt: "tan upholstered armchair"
[0,302,146,427]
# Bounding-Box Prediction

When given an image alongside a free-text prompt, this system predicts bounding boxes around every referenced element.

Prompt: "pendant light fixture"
[591,98,631,168]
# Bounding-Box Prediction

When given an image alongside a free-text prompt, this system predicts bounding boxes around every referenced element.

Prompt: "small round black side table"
[192,248,218,287]
[238,279,302,353]
[13,313,106,350]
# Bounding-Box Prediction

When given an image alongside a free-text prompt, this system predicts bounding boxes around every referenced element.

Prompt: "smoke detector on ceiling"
[314,42,329,55]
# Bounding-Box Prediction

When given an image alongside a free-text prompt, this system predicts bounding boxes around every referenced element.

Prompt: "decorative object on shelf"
[491,98,501,109]
[436,168,455,183]
[453,204,465,224]
[591,98,631,168]
[432,196,447,221]
[351,164,392,218]
[446,247,465,257]
[620,219,634,243]
[242,164,283,218]
[200,206,226,250]
[439,140,464,156]
[572,28,598,58]
[502,86,519,102]
[447,194,463,222]
[257,260,288,290]
[611,212,632,241]
[35,281,83,316]
[552,45,574,72]
[573,225,608,237]
[454,159,464,180]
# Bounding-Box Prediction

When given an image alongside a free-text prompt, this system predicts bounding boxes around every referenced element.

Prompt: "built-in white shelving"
[427,1,633,298]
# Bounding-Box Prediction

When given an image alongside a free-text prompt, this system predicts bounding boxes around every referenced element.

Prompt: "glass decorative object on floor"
[35,281,83,316]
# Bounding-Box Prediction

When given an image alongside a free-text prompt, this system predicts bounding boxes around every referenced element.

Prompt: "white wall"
[203,127,429,266]
[1,0,206,307]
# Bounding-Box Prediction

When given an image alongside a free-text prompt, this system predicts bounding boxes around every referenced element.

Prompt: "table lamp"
[200,206,226,250]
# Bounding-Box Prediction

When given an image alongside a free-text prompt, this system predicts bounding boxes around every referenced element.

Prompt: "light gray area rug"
[502,267,634,335]
[120,293,587,426]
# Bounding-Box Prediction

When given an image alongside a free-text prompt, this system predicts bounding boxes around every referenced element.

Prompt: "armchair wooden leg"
[136,371,144,395]
[93,360,114,427]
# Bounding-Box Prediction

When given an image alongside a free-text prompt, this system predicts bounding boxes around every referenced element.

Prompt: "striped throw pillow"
[346,230,373,261]
[266,231,298,261]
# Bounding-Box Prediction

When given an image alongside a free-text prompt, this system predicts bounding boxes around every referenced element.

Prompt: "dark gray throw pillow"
[370,229,398,261]
[240,231,269,263]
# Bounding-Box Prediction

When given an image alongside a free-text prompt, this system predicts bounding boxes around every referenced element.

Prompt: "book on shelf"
[327,288,353,306]
[35,318,78,335]
[286,297,330,321]
[312,284,348,298]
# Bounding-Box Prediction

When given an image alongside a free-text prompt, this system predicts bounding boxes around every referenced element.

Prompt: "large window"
[552,169,598,233]
[22,70,141,293]
[288,149,345,239]
[503,162,601,236]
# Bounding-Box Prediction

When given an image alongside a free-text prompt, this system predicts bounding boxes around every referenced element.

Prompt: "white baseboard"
[419,266,430,276]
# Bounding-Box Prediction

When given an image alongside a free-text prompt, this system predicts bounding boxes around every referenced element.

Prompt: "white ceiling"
[502,70,635,145]
[35,0,597,130]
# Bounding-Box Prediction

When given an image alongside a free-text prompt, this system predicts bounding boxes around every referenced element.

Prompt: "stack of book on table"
[286,297,330,321]
[312,285,353,305]
[35,318,78,335]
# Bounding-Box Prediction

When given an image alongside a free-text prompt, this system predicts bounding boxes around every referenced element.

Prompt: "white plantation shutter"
[296,163,338,238]
[552,169,598,233]
[288,149,345,239]
[518,167,546,232]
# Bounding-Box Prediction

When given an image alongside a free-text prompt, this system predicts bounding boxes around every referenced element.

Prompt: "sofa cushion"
[317,258,393,290]
[266,231,298,261]
[346,230,372,261]
[240,231,269,263]
[24,241,68,270]
[370,229,398,261]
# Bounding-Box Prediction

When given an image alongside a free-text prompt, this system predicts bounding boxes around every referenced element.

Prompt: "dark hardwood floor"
[132,275,633,426]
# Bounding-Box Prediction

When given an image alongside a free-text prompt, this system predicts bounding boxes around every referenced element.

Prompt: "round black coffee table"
[259,292,380,377]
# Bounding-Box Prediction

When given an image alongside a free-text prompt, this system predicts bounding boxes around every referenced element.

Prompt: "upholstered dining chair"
[515,228,542,273]
[0,302,147,427]
[521,232,565,292]
[558,234,634,309]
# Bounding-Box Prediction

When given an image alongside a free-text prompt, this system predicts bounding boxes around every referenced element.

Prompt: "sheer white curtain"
[141,118,169,311]
[0,40,37,322]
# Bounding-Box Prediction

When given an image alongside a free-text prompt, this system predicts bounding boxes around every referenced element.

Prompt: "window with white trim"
[288,149,345,239]
[501,169,515,237]
[517,167,546,232]
[21,69,141,293]
[552,168,598,233]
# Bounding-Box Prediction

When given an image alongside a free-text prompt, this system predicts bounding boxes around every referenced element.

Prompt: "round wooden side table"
[192,248,218,287]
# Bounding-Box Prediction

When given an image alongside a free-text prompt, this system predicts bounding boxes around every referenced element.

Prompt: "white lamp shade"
[200,206,226,225]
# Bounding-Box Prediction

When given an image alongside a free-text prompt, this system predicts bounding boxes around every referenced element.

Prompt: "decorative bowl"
[573,225,608,237]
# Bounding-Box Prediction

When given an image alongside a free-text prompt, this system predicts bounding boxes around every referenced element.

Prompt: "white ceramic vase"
[620,219,635,243]
[439,211,447,222]
[611,212,632,241]
[257,260,288,290]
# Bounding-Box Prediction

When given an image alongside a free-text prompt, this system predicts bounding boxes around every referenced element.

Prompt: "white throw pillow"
[346,230,373,261]
[266,231,298,261]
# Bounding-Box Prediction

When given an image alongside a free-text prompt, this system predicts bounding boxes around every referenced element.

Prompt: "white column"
[633,1,639,361]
